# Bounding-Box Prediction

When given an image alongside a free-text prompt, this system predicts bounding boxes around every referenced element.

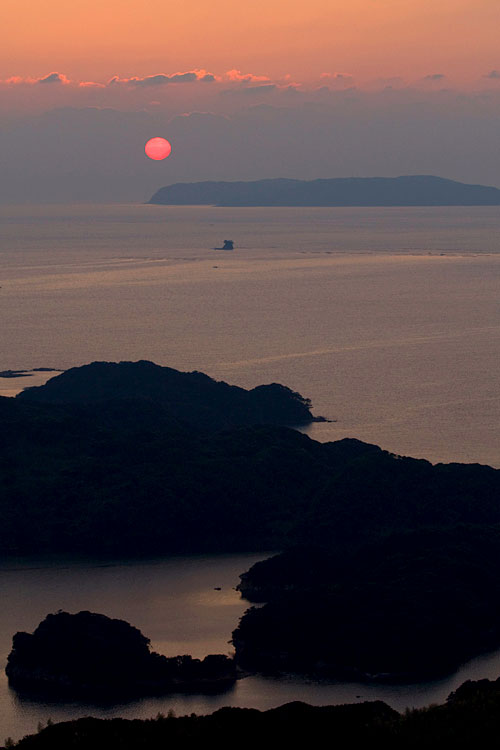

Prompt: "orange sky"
[3,0,500,85]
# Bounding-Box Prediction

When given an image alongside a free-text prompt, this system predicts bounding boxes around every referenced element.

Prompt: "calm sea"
[1,204,500,738]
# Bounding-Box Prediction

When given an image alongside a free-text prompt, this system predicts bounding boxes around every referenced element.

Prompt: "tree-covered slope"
[6,611,236,699]
[1,364,500,557]
[233,525,500,680]
[16,360,316,430]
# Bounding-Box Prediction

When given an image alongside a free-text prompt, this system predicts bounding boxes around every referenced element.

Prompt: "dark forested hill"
[0,392,376,555]
[1,362,500,557]
[148,175,500,207]
[6,611,236,699]
[16,360,316,430]
[233,525,500,680]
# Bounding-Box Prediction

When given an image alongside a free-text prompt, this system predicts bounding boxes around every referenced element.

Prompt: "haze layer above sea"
[1,203,500,466]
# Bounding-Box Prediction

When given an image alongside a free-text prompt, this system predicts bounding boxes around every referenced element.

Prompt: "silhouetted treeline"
[8,677,500,750]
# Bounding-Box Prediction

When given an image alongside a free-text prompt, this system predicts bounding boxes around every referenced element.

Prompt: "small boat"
[213,240,234,250]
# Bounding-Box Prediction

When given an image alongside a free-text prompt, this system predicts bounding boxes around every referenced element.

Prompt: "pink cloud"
[4,76,26,84]
[109,70,218,86]
[320,72,353,81]
[423,73,446,82]
[3,72,71,86]
[225,69,270,83]
[79,81,106,88]
[37,72,70,85]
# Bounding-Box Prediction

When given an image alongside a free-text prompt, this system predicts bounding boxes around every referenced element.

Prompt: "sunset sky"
[2,0,500,202]
[4,0,500,87]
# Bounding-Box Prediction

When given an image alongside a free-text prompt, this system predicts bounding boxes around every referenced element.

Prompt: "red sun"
[145,137,172,161]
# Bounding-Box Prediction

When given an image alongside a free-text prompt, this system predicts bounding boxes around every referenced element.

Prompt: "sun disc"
[145,137,172,161]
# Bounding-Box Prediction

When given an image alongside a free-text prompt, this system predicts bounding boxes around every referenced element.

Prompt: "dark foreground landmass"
[2,387,500,558]
[7,678,500,750]
[3,360,500,680]
[233,526,500,680]
[6,611,235,700]
[148,175,500,207]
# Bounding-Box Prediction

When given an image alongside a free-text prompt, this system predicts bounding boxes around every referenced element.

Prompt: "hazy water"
[2,204,500,739]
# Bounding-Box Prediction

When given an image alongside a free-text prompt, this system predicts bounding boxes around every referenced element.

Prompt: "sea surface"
[2,204,500,739]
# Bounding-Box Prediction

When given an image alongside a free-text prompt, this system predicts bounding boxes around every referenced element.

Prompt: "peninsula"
[148,175,500,207]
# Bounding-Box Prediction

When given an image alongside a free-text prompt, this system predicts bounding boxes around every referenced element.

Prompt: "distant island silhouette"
[0,368,57,379]
[148,175,500,207]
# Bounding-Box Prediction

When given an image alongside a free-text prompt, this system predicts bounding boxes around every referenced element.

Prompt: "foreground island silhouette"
[3,360,500,681]
[6,611,236,699]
